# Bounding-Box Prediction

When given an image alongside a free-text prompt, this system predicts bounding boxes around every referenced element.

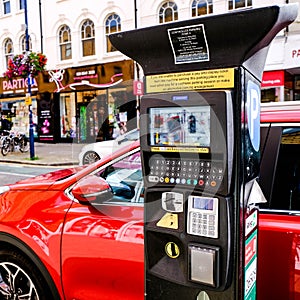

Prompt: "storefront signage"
[283,36,300,69]
[2,77,38,94]
[74,69,98,80]
[168,24,209,64]
[261,70,284,87]
[292,49,300,58]
[38,94,54,141]
[48,69,65,92]
[146,68,234,93]
[48,68,123,93]
[133,80,144,96]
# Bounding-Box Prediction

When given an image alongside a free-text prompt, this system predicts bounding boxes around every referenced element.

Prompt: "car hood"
[9,166,85,190]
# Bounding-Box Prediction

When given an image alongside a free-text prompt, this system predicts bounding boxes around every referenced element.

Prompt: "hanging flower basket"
[3,52,47,81]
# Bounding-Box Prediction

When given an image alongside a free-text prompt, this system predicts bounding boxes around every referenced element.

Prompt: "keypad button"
[148,158,224,188]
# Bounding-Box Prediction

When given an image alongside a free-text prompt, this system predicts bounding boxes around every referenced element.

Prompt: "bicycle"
[0,130,10,148]
[1,132,29,156]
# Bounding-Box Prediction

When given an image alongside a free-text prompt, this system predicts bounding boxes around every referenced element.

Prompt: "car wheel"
[0,249,51,300]
[83,151,101,164]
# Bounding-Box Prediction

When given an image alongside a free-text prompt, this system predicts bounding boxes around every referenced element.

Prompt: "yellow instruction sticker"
[156,213,178,229]
[151,146,209,153]
[146,68,234,93]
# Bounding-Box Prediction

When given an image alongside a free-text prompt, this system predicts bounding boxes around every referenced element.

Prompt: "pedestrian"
[1,116,12,131]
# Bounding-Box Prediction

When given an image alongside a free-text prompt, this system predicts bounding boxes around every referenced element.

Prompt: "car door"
[61,149,144,300]
[258,124,300,300]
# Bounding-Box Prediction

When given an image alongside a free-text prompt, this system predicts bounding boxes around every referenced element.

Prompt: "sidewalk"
[0,142,84,166]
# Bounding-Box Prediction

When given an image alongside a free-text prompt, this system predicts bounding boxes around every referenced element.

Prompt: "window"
[105,14,121,53]
[3,0,10,14]
[228,0,252,10]
[4,38,13,68]
[59,25,72,60]
[192,0,213,17]
[81,19,95,57]
[100,151,143,204]
[20,35,32,53]
[260,126,300,211]
[159,1,178,23]
[19,0,25,10]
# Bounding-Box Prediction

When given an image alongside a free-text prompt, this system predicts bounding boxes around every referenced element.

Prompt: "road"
[0,163,64,185]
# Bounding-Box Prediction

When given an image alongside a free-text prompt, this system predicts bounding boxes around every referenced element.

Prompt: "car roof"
[261,101,300,123]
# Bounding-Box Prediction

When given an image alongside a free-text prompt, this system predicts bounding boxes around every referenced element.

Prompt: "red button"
[198,179,205,186]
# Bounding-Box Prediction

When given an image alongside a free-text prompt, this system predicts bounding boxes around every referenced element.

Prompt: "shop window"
[3,0,10,14]
[59,25,72,60]
[261,88,280,103]
[77,90,108,142]
[59,93,76,139]
[19,0,25,10]
[105,14,121,53]
[81,19,95,57]
[12,99,37,137]
[4,38,13,68]
[294,76,300,101]
[159,1,178,24]
[192,0,213,17]
[228,0,252,10]
[284,88,293,101]
[20,35,32,53]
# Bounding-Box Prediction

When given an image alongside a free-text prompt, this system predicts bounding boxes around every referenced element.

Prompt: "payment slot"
[109,4,298,300]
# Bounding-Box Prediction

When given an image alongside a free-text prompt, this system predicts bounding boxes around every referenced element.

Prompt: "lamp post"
[24,0,35,159]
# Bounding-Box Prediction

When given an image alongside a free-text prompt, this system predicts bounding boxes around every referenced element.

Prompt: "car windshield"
[119,129,139,141]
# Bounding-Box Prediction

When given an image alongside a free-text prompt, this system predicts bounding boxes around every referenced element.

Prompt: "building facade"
[0,0,299,142]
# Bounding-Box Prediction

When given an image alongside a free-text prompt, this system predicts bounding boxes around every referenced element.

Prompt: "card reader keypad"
[190,213,217,238]
[148,158,224,188]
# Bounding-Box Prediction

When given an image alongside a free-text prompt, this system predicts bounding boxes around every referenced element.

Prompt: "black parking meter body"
[110,5,298,300]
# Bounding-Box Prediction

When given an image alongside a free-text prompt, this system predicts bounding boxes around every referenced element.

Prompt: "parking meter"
[110,4,298,300]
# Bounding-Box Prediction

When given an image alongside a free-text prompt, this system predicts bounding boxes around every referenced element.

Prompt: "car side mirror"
[72,175,113,203]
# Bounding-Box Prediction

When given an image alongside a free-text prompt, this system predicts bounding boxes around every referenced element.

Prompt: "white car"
[78,129,139,165]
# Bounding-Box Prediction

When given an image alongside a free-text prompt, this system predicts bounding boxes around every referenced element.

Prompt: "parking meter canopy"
[110,4,298,80]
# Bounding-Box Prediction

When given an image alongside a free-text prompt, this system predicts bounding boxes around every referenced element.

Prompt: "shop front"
[37,60,137,143]
[284,34,300,102]
[261,70,285,102]
[262,34,300,103]
[0,77,38,137]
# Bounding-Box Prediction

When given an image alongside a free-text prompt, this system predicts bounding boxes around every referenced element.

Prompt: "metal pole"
[39,0,43,53]
[24,0,35,159]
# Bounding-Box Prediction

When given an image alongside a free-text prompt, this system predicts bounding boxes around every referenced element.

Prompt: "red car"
[258,101,300,300]
[0,142,144,300]
[0,101,299,299]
